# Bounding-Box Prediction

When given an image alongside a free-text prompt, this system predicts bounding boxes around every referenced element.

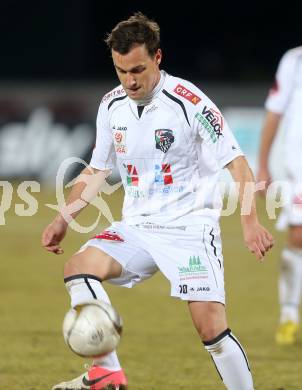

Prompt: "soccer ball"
[63,300,123,358]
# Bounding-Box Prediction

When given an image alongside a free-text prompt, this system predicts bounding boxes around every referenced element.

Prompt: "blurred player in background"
[258,46,302,345]
[42,13,273,390]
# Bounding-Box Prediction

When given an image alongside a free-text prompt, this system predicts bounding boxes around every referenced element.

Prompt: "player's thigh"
[64,246,123,281]
[288,225,302,247]
[76,223,159,288]
[188,301,227,341]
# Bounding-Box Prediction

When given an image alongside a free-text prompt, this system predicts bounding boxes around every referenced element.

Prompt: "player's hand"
[241,219,274,261]
[256,167,272,197]
[41,215,68,255]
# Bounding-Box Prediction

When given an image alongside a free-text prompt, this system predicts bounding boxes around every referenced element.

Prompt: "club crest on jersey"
[155,129,175,153]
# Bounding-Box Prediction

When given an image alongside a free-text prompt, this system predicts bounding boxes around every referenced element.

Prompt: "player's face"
[112,45,162,100]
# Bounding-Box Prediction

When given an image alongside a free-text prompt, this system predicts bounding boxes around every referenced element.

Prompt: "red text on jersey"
[174,84,201,105]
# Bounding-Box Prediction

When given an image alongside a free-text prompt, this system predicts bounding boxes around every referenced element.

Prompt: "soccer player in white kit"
[42,13,274,390]
[258,46,302,345]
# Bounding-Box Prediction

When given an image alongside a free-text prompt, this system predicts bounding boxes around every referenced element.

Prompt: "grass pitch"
[0,185,301,389]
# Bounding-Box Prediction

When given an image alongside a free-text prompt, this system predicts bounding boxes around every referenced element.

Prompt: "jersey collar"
[130,70,166,107]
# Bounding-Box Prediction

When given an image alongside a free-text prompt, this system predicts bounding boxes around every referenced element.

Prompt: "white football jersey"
[265,47,302,178]
[90,71,243,226]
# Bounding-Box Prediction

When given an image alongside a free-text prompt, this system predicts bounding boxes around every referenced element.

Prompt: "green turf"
[0,185,301,389]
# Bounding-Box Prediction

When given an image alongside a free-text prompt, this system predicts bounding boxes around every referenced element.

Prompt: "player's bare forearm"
[258,111,281,171]
[226,156,274,260]
[257,111,281,195]
[41,166,109,254]
[57,166,110,223]
[226,156,258,221]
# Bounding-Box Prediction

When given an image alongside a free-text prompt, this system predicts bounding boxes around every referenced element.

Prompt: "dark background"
[0,1,301,84]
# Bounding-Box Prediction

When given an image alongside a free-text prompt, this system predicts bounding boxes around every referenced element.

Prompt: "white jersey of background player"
[258,46,302,345]
[43,13,273,390]
[266,46,302,179]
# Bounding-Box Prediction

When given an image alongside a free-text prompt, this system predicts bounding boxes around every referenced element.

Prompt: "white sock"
[64,274,122,371]
[279,248,302,324]
[204,329,253,390]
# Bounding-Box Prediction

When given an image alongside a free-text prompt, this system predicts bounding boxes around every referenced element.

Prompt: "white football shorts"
[276,180,302,230]
[79,221,225,304]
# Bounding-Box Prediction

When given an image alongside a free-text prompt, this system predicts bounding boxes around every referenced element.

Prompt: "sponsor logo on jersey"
[195,112,217,143]
[102,88,125,102]
[113,126,127,153]
[178,255,208,280]
[150,163,185,196]
[126,187,144,198]
[201,106,223,136]
[124,164,139,186]
[114,131,123,144]
[173,84,201,105]
[122,164,145,198]
[145,104,158,114]
[195,105,224,143]
[155,129,175,153]
[149,185,184,196]
[155,163,173,185]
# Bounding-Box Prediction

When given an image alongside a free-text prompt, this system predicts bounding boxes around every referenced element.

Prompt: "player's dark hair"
[105,12,160,57]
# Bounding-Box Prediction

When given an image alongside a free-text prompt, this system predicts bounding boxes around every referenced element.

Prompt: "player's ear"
[155,49,162,65]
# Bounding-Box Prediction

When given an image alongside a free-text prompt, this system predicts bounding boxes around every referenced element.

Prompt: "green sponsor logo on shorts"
[195,112,217,143]
[178,255,208,275]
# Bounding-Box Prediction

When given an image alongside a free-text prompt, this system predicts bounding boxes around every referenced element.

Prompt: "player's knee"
[201,328,222,342]
[194,322,224,342]
[64,255,83,278]
[189,301,227,341]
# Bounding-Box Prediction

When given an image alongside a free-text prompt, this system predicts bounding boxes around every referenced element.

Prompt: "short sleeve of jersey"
[265,50,296,114]
[90,101,116,170]
[192,93,243,168]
